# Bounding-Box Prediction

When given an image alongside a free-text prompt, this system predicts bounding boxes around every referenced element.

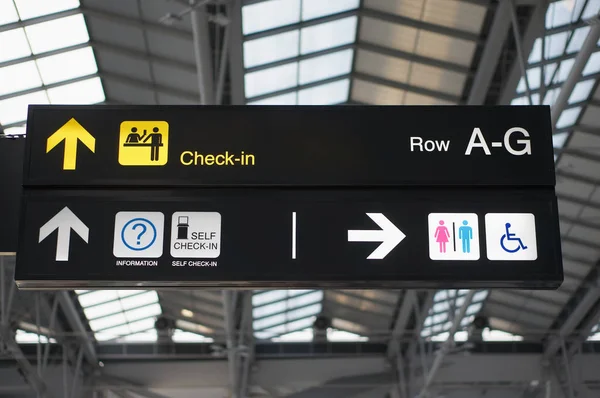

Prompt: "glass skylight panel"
[244,63,298,98]
[36,47,97,85]
[25,14,89,54]
[78,290,120,307]
[582,0,600,20]
[0,61,42,96]
[242,0,300,35]
[83,300,123,321]
[298,79,350,105]
[566,26,591,54]
[553,132,570,149]
[172,329,214,343]
[0,0,19,25]
[4,126,26,135]
[0,29,32,63]
[516,67,541,93]
[482,329,523,341]
[14,0,79,21]
[0,91,48,125]
[47,77,105,104]
[89,312,128,331]
[543,88,560,105]
[124,303,161,323]
[545,0,584,29]
[583,52,600,76]
[421,290,488,338]
[556,107,582,129]
[299,49,353,85]
[120,291,159,311]
[77,290,160,342]
[544,31,570,59]
[15,330,55,344]
[301,0,359,20]
[588,324,599,341]
[568,80,595,104]
[248,92,297,105]
[328,329,368,342]
[243,30,300,68]
[300,17,357,54]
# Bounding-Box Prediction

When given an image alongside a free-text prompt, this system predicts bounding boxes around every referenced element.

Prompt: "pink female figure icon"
[434,220,450,253]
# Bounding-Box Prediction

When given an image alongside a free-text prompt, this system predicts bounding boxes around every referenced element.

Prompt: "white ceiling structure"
[2,0,600,397]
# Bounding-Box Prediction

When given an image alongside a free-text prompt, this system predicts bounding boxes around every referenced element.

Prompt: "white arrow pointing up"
[348,213,406,259]
[39,207,89,261]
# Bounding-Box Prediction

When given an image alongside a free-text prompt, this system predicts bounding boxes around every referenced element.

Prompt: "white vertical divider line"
[292,212,297,259]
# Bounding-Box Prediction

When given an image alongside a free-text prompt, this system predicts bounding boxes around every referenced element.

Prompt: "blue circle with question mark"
[121,218,157,251]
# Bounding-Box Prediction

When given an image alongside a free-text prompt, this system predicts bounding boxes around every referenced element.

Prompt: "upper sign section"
[24,105,556,187]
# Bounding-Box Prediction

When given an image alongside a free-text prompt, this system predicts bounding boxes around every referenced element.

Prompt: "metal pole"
[42,297,60,375]
[36,293,42,381]
[507,0,534,104]
[412,298,429,379]
[551,22,600,126]
[0,257,4,324]
[63,346,68,397]
[223,291,239,397]
[396,354,408,398]
[4,281,15,327]
[70,347,85,398]
[216,22,231,105]
[417,290,475,398]
[190,0,215,104]
[560,339,575,398]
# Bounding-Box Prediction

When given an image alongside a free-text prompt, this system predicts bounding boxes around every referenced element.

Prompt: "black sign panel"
[24,105,555,187]
[16,188,562,289]
[0,138,25,254]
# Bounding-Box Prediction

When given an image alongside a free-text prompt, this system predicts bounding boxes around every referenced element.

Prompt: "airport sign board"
[15,106,563,289]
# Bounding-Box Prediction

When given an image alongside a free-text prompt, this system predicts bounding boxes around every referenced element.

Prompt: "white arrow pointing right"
[348,213,406,259]
[39,207,89,261]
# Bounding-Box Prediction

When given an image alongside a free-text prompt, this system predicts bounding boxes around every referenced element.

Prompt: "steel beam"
[544,281,600,358]
[417,290,476,398]
[228,0,246,104]
[387,291,418,357]
[467,0,511,104]
[190,2,215,104]
[551,22,600,126]
[57,291,99,368]
[498,1,547,104]
[0,326,50,397]
[223,291,238,395]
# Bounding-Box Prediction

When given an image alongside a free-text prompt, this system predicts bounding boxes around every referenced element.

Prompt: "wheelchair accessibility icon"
[485,213,537,261]
[500,223,528,253]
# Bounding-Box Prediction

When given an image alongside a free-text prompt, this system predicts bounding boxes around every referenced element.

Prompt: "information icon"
[113,212,164,258]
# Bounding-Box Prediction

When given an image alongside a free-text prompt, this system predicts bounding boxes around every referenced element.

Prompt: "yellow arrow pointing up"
[46,118,96,170]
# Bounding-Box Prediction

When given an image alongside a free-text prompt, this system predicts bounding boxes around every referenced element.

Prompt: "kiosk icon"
[118,121,169,166]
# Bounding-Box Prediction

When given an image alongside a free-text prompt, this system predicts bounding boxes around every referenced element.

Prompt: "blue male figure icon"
[458,220,473,253]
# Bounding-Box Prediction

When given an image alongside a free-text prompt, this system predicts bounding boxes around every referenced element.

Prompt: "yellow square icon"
[118,121,169,166]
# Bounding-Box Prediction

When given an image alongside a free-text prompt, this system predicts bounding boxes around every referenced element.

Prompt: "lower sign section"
[16,189,562,289]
